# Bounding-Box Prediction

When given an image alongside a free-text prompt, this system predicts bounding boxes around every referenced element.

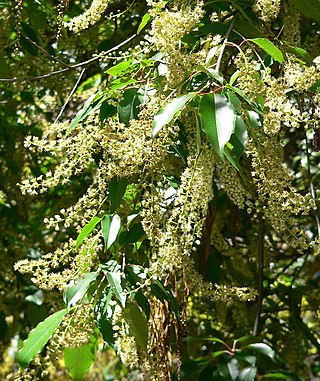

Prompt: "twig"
[54,68,86,123]
[22,34,71,67]
[0,34,137,83]
[215,18,236,73]
[305,130,320,239]
[253,217,264,336]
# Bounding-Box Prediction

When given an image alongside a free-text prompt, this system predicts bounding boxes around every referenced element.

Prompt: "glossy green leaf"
[238,367,257,381]
[68,93,106,133]
[122,300,148,351]
[106,60,133,76]
[229,116,248,161]
[76,216,102,250]
[17,309,68,369]
[217,357,238,380]
[196,65,224,84]
[291,0,320,21]
[250,38,284,63]
[108,177,128,213]
[153,93,195,136]
[247,343,275,361]
[200,93,236,158]
[285,46,313,65]
[137,13,152,34]
[118,88,145,126]
[262,371,303,381]
[63,272,98,309]
[64,340,98,380]
[101,214,121,249]
[107,271,126,307]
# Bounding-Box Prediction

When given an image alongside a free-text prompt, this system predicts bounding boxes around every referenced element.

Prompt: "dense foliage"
[1,0,320,380]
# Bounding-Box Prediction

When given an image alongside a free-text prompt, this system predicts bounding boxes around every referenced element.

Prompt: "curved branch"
[0,34,137,83]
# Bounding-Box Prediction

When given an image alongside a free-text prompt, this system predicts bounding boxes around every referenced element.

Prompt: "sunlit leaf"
[17,309,68,369]
[101,214,121,249]
[63,272,98,309]
[64,339,98,380]
[250,38,284,63]
[153,93,195,136]
[137,13,152,34]
[76,216,102,250]
[122,300,148,351]
[200,93,236,158]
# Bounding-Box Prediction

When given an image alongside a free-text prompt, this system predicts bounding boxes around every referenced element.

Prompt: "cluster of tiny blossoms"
[215,160,252,209]
[64,0,110,33]
[145,144,257,302]
[246,137,315,251]
[20,119,101,195]
[147,2,204,53]
[253,0,281,23]
[112,306,139,369]
[14,232,102,290]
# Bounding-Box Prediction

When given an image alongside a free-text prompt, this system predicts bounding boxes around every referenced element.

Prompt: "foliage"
[1,0,320,380]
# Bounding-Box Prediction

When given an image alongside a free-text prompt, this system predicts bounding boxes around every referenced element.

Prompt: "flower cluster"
[14,232,102,290]
[246,137,315,250]
[148,2,204,53]
[65,0,110,33]
[253,0,281,23]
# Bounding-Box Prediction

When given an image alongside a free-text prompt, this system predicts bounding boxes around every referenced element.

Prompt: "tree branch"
[0,34,137,83]
[253,217,264,336]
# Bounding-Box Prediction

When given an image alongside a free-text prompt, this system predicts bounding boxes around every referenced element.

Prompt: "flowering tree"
[1,0,320,380]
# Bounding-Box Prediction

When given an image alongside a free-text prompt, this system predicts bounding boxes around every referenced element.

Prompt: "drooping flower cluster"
[65,0,110,33]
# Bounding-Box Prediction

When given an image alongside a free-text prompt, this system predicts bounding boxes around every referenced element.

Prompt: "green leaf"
[238,367,257,381]
[217,357,238,380]
[250,38,284,64]
[200,93,236,158]
[108,177,128,213]
[101,214,121,249]
[106,60,133,76]
[196,65,224,84]
[118,88,145,126]
[63,272,98,309]
[229,116,248,161]
[122,300,148,351]
[284,45,313,65]
[76,216,102,250]
[109,77,137,91]
[68,93,106,133]
[17,309,68,369]
[262,371,303,381]
[153,93,195,136]
[247,343,275,361]
[291,0,320,21]
[120,223,145,245]
[224,146,241,172]
[107,271,126,307]
[99,101,116,121]
[64,340,98,380]
[137,13,152,34]
[150,280,180,318]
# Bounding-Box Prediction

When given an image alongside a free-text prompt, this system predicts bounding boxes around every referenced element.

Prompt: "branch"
[54,67,86,123]
[22,34,71,68]
[253,217,264,336]
[305,130,320,239]
[0,34,137,83]
[215,17,236,74]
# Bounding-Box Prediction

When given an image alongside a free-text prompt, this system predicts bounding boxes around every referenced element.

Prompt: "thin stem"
[215,17,236,73]
[54,68,86,123]
[305,131,320,239]
[0,34,137,83]
[253,217,264,336]
[22,34,71,67]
